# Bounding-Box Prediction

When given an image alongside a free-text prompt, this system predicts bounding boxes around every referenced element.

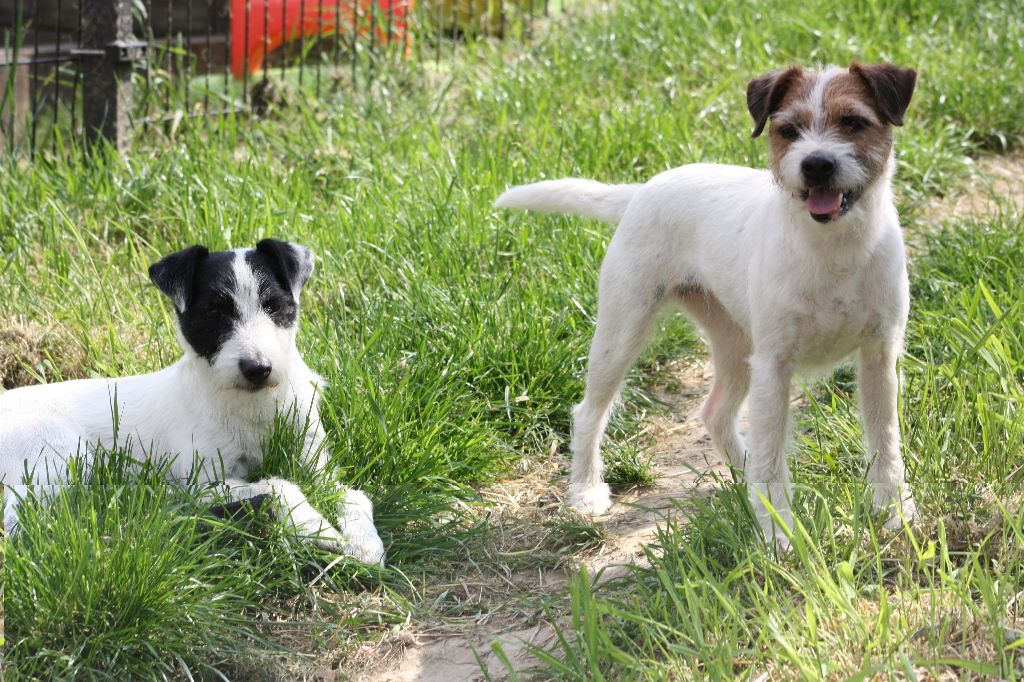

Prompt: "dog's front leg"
[859,341,917,529]
[215,477,384,565]
[745,354,796,548]
[301,419,332,474]
[299,422,386,565]
[333,487,385,566]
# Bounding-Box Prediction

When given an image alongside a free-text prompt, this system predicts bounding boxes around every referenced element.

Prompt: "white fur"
[496,158,917,547]
[0,249,385,566]
[494,179,641,223]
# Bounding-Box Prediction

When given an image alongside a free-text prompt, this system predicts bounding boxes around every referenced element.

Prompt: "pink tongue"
[807,187,842,216]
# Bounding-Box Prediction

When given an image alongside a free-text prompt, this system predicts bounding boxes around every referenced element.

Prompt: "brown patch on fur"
[823,72,896,186]
[822,72,881,124]
[772,72,817,111]
[747,66,807,138]
[760,71,817,174]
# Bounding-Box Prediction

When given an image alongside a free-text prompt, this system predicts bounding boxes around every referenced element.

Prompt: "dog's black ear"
[149,245,209,313]
[255,239,315,298]
[849,62,917,126]
[747,66,803,138]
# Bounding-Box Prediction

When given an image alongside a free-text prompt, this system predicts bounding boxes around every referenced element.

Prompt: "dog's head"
[149,239,314,392]
[747,62,916,224]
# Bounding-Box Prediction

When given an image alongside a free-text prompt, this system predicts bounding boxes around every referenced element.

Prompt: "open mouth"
[799,187,861,223]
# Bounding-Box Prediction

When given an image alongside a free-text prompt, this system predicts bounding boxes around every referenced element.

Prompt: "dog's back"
[0,371,178,483]
[495,163,778,334]
[0,380,97,480]
[494,164,774,231]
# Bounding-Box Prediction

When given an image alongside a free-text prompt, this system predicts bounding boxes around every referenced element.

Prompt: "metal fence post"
[80,0,136,151]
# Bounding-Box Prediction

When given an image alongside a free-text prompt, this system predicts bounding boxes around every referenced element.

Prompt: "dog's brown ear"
[747,66,802,138]
[849,62,917,126]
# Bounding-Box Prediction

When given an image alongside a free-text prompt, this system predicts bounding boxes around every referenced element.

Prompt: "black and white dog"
[0,239,384,565]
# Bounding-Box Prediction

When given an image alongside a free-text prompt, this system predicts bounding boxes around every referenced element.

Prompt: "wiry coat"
[495,63,919,546]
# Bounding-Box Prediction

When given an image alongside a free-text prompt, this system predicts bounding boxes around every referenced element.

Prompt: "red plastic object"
[230,0,414,79]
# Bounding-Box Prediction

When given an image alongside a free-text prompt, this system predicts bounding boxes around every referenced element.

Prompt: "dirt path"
[354,360,730,682]
[921,152,1024,222]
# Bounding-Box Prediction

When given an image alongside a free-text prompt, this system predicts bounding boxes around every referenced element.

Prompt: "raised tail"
[494,179,640,224]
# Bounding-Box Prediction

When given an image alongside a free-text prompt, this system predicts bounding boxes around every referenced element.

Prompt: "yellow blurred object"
[423,0,531,36]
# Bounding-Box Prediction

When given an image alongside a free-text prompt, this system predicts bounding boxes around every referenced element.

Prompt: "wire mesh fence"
[1,0,564,156]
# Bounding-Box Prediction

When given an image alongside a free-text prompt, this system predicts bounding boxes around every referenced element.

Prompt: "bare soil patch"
[0,320,85,390]
[919,153,1024,223]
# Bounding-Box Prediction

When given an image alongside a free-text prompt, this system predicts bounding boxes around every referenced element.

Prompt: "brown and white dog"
[495,63,918,547]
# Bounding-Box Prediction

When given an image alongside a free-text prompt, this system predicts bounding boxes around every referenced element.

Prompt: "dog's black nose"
[239,358,272,386]
[800,154,837,185]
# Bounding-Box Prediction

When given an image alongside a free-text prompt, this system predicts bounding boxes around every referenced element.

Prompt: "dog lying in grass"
[496,62,919,548]
[0,239,385,565]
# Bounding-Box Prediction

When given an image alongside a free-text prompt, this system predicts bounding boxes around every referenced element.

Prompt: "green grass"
[2,0,1024,677]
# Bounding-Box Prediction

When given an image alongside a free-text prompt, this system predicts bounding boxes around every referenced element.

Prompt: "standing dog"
[0,239,385,565]
[495,63,919,546]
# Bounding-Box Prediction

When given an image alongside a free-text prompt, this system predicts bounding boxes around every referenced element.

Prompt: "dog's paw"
[309,526,347,553]
[568,482,612,516]
[335,488,386,566]
[340,532,386,567]
[310,525,386,566]
[763,525,792,554]
[879,493,919,531]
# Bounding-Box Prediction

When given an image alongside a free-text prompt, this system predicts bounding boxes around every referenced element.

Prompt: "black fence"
[1,0,560,155]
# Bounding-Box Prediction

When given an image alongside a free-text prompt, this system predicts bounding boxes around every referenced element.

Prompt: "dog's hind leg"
[681,293,752,471]
[5,485,34,534]
[1,419,91,535]
[4,484,25,534]
[4,484,77,535]
[570,258,664,515]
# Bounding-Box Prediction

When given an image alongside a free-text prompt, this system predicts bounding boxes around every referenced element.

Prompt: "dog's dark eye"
[262,297,293,316]
[776,124,800,141]
[841,116,871,132]
[204,296,234,317]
